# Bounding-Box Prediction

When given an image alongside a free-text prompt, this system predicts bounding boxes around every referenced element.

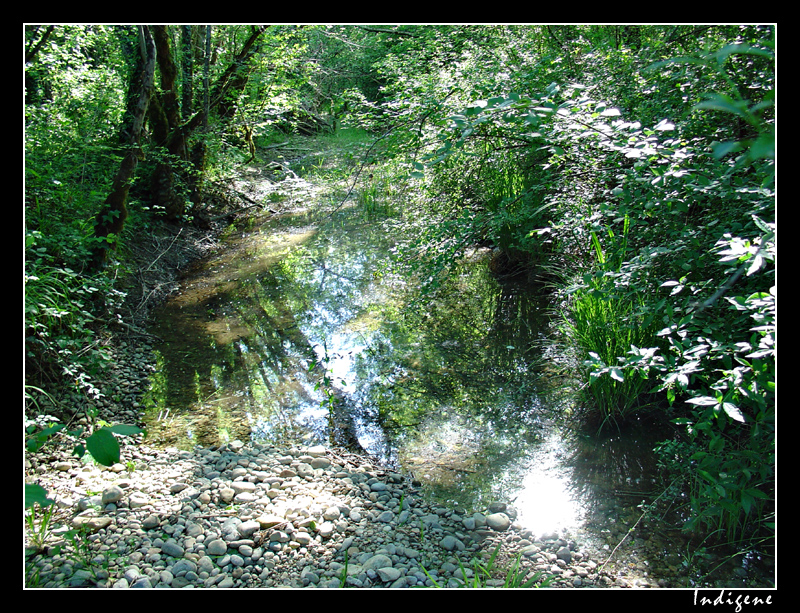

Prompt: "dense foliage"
[25,25,774,551]
[353,25,775,547]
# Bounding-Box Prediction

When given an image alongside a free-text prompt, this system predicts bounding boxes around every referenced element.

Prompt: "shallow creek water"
[143,196,771,587]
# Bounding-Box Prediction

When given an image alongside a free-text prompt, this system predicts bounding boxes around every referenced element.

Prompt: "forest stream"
[141,168,771,588]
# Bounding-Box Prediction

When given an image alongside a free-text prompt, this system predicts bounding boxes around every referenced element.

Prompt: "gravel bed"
[26,432,653,589]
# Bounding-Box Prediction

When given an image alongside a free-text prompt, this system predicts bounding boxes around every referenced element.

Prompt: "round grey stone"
[362,554,393,570]
[142,514,160,530]
[102,485,124,504]
[238,520,261,537]
[206,539,228,555]
[323,506,341,521]
[232,481,256,495]
[440,535,465,551]
[310,457,331,469]
[171,559,197,575]
[377,510,395,523]
[317,522,335,538]
[486,512,511,531]
[160,540,184,558]
[377,567,402,582]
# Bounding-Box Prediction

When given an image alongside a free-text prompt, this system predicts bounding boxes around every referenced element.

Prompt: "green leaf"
[698,469,716,484]
[740,490,754,515]
[711,141,744,159]
[26,422,65,452]
[711,43,774,64]
[744,487,770,500]
[108,424,144,436]
[752,215,774,235]
[686,395,719,406]
[696,94,749,119]
[85,427,120,466]
[749,132,775,161]
[722,403,746,423]
[25,483,55,509]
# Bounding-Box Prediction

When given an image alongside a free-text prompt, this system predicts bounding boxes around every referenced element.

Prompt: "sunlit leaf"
[746,253,764,276]
[687,396,719,406]
[722,403,746,423]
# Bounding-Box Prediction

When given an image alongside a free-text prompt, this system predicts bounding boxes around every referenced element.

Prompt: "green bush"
[24,229,125,401]
[393,27,775,545]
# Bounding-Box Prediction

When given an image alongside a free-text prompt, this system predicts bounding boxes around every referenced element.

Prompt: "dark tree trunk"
[210,25,267,121]
[187,26,212,205]
[181,26,197,122]
[149,25,190,220]
[149,25,267,221]
[115,26,145,146]
[93,26,156,266]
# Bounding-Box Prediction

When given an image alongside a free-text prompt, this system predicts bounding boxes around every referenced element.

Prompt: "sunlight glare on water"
[512,430,588,536]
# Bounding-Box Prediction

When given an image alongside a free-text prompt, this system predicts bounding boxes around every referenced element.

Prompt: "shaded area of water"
[143,201,771,587]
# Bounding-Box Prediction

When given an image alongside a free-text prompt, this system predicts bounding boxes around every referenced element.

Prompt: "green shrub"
[24,230,124,400]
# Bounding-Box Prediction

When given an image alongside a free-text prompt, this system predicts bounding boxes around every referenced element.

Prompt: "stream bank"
[25,147,773,590]
[20,206,630,588]
[25,426,661,589]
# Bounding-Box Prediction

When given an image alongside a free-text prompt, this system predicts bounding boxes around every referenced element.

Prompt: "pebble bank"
[23,434,658,589]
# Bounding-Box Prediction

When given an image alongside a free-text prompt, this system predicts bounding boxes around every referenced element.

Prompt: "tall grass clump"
[356,161,406,219]
[562,279,658,427]
[560,217,661,428]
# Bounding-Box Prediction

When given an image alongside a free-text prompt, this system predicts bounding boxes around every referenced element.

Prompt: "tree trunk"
[93,26,156,266]
[150,25,267,221]
[209,25,267,121]
[188,25,212,205]
[149,25,190,220]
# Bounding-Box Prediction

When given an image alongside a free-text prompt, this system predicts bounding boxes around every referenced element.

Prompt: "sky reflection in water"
[147,206,605,538]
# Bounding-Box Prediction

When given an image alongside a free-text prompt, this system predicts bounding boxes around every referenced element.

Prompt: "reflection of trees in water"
[356,262,553,479]
[565,419,667,495]
[484,279,548,374]
[145,240,355,449]
[147,210,553,457]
